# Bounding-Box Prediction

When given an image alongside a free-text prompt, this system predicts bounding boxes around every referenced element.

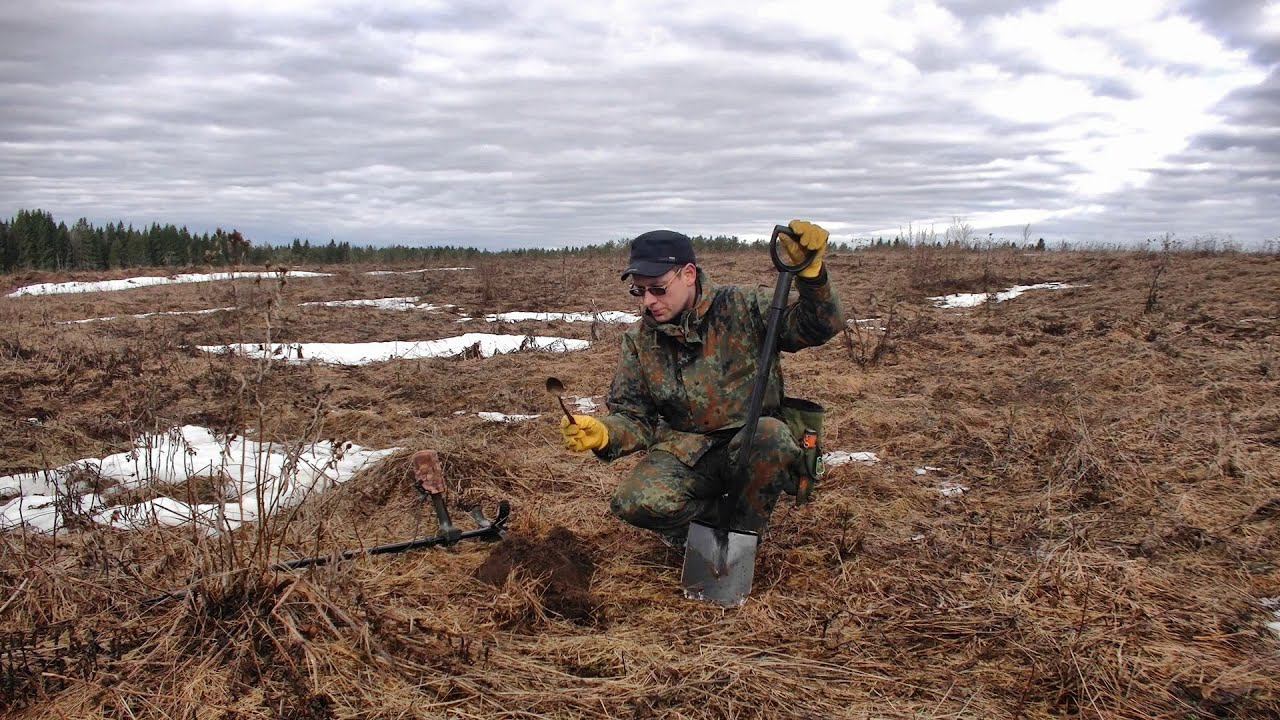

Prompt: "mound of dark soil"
[476,526,599,624]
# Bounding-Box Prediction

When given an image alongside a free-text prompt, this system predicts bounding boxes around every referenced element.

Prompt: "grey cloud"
[0,1,1275,248]
[1180,0,1279,63]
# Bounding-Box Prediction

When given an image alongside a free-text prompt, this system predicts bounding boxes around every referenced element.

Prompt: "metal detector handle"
[769,225,818,274]
[430,493,462,545]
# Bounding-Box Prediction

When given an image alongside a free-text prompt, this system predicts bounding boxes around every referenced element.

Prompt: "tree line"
[0,209,772,274]
[0,209,257,273]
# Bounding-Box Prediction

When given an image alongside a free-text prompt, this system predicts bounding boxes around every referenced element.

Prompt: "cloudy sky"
[2,0,1277,249]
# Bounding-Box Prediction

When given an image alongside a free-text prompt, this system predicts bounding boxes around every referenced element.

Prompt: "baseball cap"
[620,230,697,280]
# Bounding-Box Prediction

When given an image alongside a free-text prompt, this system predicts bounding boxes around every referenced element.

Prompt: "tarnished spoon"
[545,377,577,425]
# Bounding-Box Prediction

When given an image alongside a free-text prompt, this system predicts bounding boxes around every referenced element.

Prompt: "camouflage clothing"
[597,267,843,535]
[610,417,800,537]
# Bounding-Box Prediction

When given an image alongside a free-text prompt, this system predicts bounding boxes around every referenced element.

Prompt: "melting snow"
[915,466,944,476]
[7,271,330,297]
[198,333,590,365]
[929,282,1082,309]
[477,412,541,423]
[299,296,454,312]
[823,451,880,467]
[1260,598,1280,641]
[571,396,601,413]
[0,425,396,535]
[485,311,640,324]
[939,481,970,497]
[59,307,237,324]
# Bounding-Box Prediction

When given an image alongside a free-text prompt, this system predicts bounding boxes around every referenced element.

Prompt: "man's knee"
[610,458,695,528]
[740,417,798,464]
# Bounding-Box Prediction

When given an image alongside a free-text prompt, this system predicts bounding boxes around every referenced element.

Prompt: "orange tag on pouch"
[412,450,446,495]
[802,429,818,450]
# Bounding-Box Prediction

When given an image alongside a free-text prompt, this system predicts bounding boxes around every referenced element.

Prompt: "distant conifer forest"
[0,209,777,274]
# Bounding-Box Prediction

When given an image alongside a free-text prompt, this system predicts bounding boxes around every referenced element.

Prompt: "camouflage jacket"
[596,266,843,466]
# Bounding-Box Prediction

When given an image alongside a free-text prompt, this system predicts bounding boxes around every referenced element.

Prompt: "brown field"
[1,246,1278,719]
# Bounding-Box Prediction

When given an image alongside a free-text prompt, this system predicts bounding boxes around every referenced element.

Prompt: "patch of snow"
[198,333,590,365]
[0,425,396,535]
[299,296,454,312]
[1261,599,1280,641]
[939,481,969,497]
[823,451,880,467]
[929,282,1083,309]
[484,310,640,324]
[914,466,944,476]
[60,307,236,324]
[477,412,541,423]
[7,271,330,297]
[571,396,601,413]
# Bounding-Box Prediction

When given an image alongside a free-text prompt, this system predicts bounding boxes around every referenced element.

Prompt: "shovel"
[681,225,817,607]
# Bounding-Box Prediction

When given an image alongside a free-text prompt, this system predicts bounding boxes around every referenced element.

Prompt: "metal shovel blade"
[681,519,759,607]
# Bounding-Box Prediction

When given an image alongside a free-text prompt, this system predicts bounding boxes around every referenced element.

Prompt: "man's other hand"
[561,415,609,452]
[782,220,829,279]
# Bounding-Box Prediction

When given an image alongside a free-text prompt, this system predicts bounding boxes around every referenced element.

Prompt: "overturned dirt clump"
[476,526,600,625]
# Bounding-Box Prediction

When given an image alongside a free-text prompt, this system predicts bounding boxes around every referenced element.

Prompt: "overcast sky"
[2,0,1277,249]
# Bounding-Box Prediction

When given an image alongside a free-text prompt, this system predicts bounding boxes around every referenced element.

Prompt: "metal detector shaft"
[140,501,510,606]
[273,515,504,571]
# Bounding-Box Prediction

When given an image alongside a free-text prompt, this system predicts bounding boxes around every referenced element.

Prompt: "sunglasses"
[628,272,678,297]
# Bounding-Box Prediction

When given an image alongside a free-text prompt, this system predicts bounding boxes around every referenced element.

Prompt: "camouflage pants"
[609,417,801,540]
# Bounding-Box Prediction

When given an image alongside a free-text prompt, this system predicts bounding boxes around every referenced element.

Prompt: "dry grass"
[1,247,1278,718]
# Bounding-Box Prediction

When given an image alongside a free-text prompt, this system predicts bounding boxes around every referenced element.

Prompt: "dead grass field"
[1,246,1278,719]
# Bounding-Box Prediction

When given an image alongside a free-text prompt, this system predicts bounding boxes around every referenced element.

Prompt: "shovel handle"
[770,225,818,274]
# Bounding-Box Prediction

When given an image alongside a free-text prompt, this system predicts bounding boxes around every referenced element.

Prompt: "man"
[559,221,843,546]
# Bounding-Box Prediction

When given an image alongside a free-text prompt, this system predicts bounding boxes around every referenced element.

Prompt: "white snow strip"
[929,282,1082,309]
[7,271,330,297]
[363,267,473,275]
[939,481,970,497]
[298,296,454,312]
[477,412,541,423]
[571,396,600,413]
[484,310,640,324]
[0,425,397,535]
[1260,598,1280,641]
[823,451,880,467]
[198,333,590,365]
[914,466,944,476]
[59,307,236,325]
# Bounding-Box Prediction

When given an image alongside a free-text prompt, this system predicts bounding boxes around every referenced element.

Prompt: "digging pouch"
[780,396,824,504]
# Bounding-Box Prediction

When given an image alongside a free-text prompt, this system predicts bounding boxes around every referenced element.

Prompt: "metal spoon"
[545,377,577,425]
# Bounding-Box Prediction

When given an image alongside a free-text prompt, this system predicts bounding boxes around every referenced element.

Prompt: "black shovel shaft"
[717,226,817,530]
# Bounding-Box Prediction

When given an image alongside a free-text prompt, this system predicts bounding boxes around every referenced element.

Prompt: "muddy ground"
[0,246,1278,718]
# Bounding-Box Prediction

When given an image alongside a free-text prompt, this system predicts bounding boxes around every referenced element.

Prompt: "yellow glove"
[781,219,829,279]
[560,415,608,452]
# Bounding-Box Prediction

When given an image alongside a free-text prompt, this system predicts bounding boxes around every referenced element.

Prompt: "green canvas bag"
[780,397,825,505]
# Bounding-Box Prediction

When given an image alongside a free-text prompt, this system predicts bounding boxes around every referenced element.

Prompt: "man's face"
[630,264,697,323]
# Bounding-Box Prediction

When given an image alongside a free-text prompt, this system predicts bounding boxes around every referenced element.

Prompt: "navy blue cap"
[621,230,697,280]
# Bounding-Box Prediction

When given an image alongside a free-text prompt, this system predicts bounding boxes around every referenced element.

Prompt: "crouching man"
[559,221,843,546]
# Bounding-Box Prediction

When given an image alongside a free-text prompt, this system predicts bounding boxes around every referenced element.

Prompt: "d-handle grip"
[770,225,818,274]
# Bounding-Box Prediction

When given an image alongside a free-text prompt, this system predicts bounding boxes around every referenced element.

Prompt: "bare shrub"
[842,297,901,370]
[1144,233,1177,313]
